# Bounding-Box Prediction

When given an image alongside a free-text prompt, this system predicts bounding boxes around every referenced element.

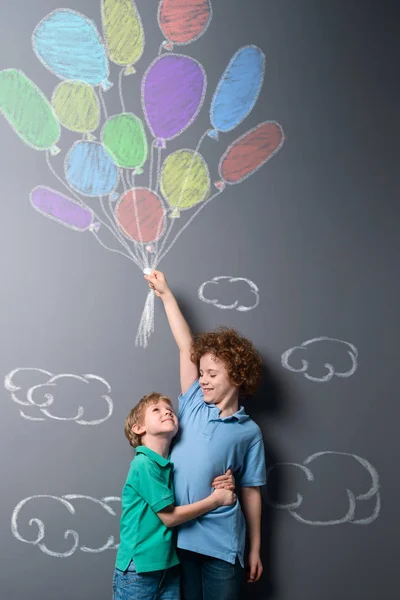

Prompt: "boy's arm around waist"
[157,488,236,528]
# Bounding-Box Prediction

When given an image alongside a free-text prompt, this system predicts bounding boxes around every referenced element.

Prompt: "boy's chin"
[203,396,215,404]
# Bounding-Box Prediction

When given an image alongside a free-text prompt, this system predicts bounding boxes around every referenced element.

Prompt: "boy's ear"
[132,423,145,435]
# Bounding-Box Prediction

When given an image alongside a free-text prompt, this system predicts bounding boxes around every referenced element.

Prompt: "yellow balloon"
[160,149,210,218]
[51,81,100,133]
[101,0,144,72]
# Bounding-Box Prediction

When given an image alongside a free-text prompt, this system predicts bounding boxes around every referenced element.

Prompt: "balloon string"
[118,69,126,113]
[130,177,150,270]
[99,88,109,121]
[155,146,162,193]
[135,288,155,348]
[157,190,223,265]
[149,143,155,190]
[45,152,138,266]
[99,196,142,268]
[154,131,209,264]
[91,230,138,266]
[150,147,166,264]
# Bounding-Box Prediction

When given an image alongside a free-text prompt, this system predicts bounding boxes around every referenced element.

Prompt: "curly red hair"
[190,327,262,397]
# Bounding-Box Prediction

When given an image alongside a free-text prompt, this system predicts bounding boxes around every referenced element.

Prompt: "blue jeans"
[112,560,180,600]
[178,549,242,600]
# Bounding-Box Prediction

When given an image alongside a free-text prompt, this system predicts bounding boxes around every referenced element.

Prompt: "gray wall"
[0,1,398,599]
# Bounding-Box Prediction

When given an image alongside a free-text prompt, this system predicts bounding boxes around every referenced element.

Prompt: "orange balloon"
[116,188,165,243]
[218,121,284,185]
[158,0,212,45]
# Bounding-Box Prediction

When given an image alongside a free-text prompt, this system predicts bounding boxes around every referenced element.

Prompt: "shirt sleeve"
[130,459,175,513]
[178,378,203,418]
[236,438,267,487]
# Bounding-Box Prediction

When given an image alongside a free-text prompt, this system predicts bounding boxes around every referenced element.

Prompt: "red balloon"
[218,121,284,185]
[116,188,165,243]
[158,0,212,45]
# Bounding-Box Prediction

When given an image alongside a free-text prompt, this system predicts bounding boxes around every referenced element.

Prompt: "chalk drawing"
[281,337,358,382]
[267,451,380,525]
[4,368,113,425]
[198,276,260,311]
[11,494,120,557]
[158,0,212,50]
[0,2,284,347]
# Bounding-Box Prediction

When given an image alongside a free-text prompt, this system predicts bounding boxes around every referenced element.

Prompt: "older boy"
[145,270,266,600]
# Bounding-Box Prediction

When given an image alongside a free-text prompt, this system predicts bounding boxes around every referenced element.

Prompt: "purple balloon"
[30,186,100,232]
[142,53,206,147]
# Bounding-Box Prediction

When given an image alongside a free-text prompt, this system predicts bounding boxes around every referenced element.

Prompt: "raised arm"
[157,487,235,528]
[144,270,198,394]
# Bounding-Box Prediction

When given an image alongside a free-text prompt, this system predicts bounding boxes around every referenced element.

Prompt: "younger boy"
[145,270,267,600]
[113,392,235,600]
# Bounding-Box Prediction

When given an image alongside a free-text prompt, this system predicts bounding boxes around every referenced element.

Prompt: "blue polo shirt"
[170,379,266,566]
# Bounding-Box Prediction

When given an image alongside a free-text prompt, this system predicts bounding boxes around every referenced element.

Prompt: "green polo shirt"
[115,446,179,573]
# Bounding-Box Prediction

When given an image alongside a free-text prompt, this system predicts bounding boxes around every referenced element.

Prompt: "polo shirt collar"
[208,404,249,422]
[135,445,171,467]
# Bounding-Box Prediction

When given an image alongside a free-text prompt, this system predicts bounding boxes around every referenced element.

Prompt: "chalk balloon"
[158,0,212,46]
[0,69,60,152]
[116,188,165,243]
[142,54,206,147]
[101,0,144,73]
[52,81,100,133]
[218,121,284,185]
[101,113,147,169]
[65,141,119,197]
[160,149,210,217]
[30,186,99,231]
[209,46,265,138]
[32,9,111,89]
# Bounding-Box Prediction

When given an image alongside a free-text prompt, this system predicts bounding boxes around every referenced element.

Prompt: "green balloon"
[52,81,100,133]
[102,113,147,169]
[0,69,60,151]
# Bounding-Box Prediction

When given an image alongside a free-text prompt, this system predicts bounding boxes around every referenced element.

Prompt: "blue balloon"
[209,46,265,138]
[65,141,119,197]
[32,10,111,89]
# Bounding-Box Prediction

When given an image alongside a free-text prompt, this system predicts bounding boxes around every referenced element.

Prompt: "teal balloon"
[32,9,111,89]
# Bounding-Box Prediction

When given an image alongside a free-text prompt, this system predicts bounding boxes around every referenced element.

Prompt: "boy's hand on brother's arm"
[211,469,235,491]
[211,488,236,507]
[144,270,170,298]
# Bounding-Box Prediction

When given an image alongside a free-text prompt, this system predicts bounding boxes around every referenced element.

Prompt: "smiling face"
[199,352,238,405]
[142,400,179,438]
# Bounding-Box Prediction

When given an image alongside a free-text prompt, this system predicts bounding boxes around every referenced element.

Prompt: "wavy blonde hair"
[124,393,173,448]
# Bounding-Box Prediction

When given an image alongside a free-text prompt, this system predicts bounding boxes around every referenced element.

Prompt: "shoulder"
[178,378,204,415]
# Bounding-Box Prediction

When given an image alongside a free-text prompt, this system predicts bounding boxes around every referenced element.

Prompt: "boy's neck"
[217,391,240,418]
[141,435,172,459]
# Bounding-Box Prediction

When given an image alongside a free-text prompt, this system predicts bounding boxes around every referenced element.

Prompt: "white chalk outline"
[281,337,359,382]
[4,368,113,425]
[267,451,380,526]
[11,494,120,557]
[198,276,260,311]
